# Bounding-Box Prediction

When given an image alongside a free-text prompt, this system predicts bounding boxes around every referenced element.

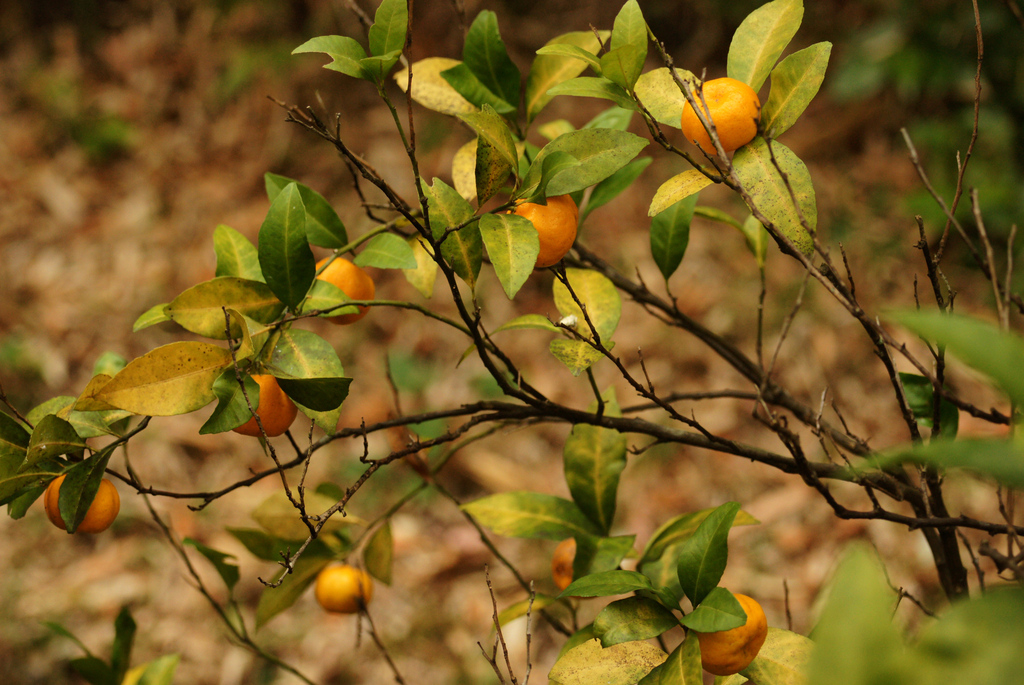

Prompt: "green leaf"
[583,106,635,131]
[898,372,959,439]
[185,539,240,592]
[549,340,608,377]
[867,438,1024,489]
[394,57,476,116]
[199,371,259,435]
[463,10,521,110]
[553,268,622,343]
[639,507,759,567]
[890,310,1024,409]
[560,569,654,598]
[564,390,626,535]
[368,0,408,59]
[473,138,510,205]
[422,178,482,290]
[733,138,816,255]
[601,45,645,91]
[441,62,517,115]
[548,638,667,685]
[258,183,316,309]
[95,342,233,416]
[741,628,814,685]
[740,214,770,269]
[518,151,579,204]
[353,233,417,269]
[458,104,518,198]
[268,329,350,429]
[122,654,181,685]
[302,279,360,321]
[639,543,686,605]
[361,51,403,86]
[573,534,638,581]
[493,313,561,334]
[132,303,172,332]
[727,0,804,91]
[497,594,559,627]
[461,491,602,540]
[526,31,607,123]
[265,173,348,249]
[678,586,745,631]
[594,597,679,648]
[70,400,130,441]
[70,656,116,685]
[252,489,358,541]
[256,556,330,630]
[26,414,85,470]
[805,544,912,685]
[761,42,832,137]
[648,169,715,217]
[110,605,136,685]
[275,376,351,412]
[634,67,698,128]
[227,526,334,562]
[364,521,393,585]
[535,43,601,73]
[57,446,115,533]
[650,193,697,280]
[675,501,740,607]
[213,224,263,281]
[520,128,649,200]
[654,632,703,685]
[545,77,638,112]
[292,35,370,80]
[601,0,647,90]
[26,396,76,426]
[166,277,285,339]
[0,411,30,472]
[914,587,1024,684]
[479,213,539,299]
[582,157,651,224]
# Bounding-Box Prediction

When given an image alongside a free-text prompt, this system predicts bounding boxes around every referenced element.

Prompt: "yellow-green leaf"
[95,342,234,416]
[394,57,476,116]
[649,169,715,217]
[733,138,815,255]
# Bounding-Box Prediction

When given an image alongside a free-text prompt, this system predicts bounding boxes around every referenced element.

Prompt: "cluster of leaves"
[45,606,179,685]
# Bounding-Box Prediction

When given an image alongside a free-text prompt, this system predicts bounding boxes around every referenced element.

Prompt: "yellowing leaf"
[95,342,234,416]
[395,58,477,116]
[649,169,714,217]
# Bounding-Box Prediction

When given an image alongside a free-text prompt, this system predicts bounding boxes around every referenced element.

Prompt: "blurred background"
[1,0,1022,683]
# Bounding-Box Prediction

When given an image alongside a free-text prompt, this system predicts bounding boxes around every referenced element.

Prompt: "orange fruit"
[232,374,298,438]
[694,593,768,676]
[315,257,375,325]
[314,564,374,614]
[44,474,120,534]
[552,538,576,591]
[510,195,579,268]
[680,77,761,154]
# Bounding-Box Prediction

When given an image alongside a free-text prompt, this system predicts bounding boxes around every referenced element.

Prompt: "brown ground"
[0,1,1014,684]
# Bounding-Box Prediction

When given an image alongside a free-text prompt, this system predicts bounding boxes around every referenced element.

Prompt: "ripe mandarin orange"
[314,564,374,614]
[232,374,298,438]
[44,474,120,534]
[694,593,768,676]
[510,195,579,268]
[680,77,761,154]
[315,257,375,325]
[552,538,577,592]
